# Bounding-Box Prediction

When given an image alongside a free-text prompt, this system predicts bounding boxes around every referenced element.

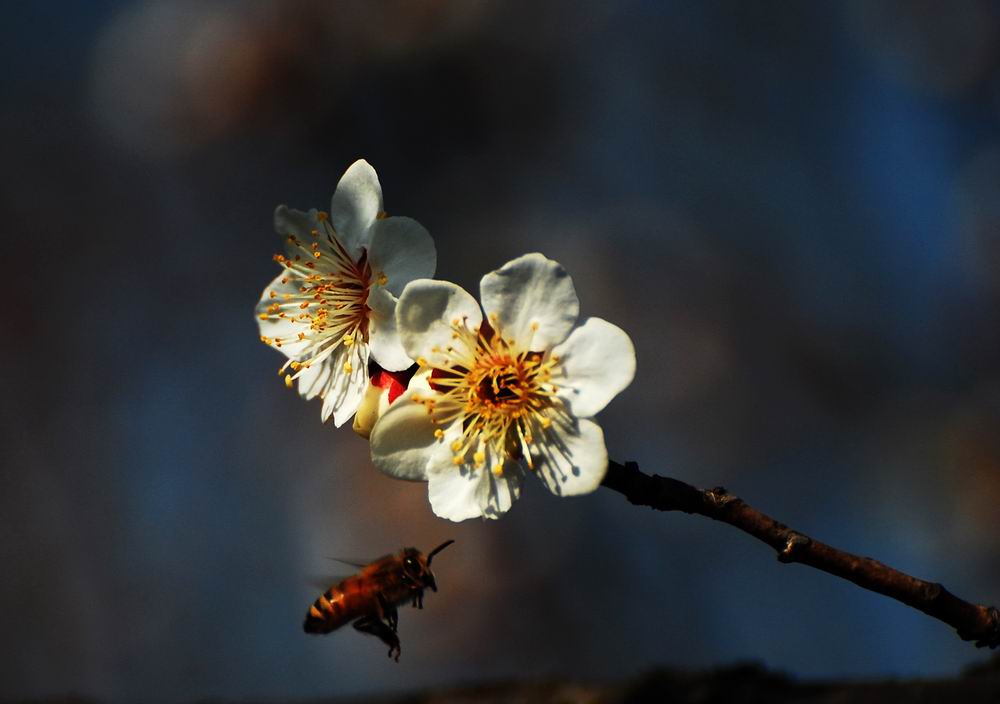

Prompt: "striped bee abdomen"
[303,585,353,634]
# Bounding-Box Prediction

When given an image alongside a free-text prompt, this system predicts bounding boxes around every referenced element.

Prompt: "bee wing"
[324,556,372,569]
[308,574,353,592]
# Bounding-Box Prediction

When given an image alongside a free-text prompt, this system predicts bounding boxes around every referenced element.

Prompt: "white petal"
[367,216,436,297]
[426,464,486,522]
[327,343,369,427]
[273,205,319,240]
[531,417,608,496]
[296,343,368,425]
[366,286,412,372]
[395,279,483,361]
[297,359,333,401]
[255,273,310,360]
[551,317,636,417]
[369,383,440,482]
[480,253,579,350]
[425,426,524,521]
[329,159,382,260]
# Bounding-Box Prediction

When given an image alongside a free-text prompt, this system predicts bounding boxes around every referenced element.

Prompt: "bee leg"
[385,605,399,633]
[375,592,399,632]
[353,616,401,662]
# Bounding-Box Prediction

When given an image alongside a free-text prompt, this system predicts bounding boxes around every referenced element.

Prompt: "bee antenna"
[426,539,455,565]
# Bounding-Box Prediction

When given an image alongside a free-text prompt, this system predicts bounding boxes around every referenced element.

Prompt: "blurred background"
[4,0,1000,701]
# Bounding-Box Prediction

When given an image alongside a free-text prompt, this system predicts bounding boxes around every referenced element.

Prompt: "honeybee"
[304,540,454,661]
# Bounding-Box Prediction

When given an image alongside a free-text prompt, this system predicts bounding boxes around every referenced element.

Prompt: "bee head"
[402,540,454,592]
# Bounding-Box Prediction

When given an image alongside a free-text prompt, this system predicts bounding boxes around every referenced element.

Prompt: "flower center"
[415,318,561,476]
[258,213,373,385]
[476,362,525,406]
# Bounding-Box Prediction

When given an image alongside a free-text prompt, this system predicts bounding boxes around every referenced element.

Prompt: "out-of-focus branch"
[601,460,1000,649]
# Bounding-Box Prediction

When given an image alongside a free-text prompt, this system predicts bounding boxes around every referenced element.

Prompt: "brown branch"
[601,459,1000,649]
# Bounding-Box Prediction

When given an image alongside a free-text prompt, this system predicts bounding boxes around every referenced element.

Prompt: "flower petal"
[551,317,636,417]
[425,425,524,521]
[297,359,332,401]
[479,253,579,350]
[369,376,439,482]
[426,464,487,522]
[326,342,369,427]
[395,279,483,361]
[274,205,319,241]
[255,272,310,360]
[367,216,436,297]
[329,159,382,260]
[295,343,368,425]
[367,286,412,372]
[531,417,608,496]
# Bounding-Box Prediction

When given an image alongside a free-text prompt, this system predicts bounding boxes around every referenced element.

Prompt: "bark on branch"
[601,459,1000,649]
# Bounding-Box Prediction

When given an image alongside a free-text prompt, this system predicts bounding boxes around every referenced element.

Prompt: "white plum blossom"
[256,160,435,426]
[369,253,636,521]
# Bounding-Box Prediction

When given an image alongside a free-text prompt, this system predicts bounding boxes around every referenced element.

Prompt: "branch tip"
[599,458,999,651]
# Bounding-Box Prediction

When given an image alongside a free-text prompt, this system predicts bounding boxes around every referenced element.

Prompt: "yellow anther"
[258,313,268,320]
[297,332,306,341]
[416,356,428,367]
[434,429,444,440]
[343,362,353,374]
[377,272,388,286]
[473,451,486,466]
[313,251,322,259]
[269,290,276,298]
[491,463,504,477]
[284,374,293,388]
[343,333,355,346]
[452,455,464,466]
[531,321,539,331]
[450,440,463,452]
[290,362,302,370]
[540,417,552,429]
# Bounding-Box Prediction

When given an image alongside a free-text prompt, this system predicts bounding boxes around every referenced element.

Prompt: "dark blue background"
[4,1,1000,701]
